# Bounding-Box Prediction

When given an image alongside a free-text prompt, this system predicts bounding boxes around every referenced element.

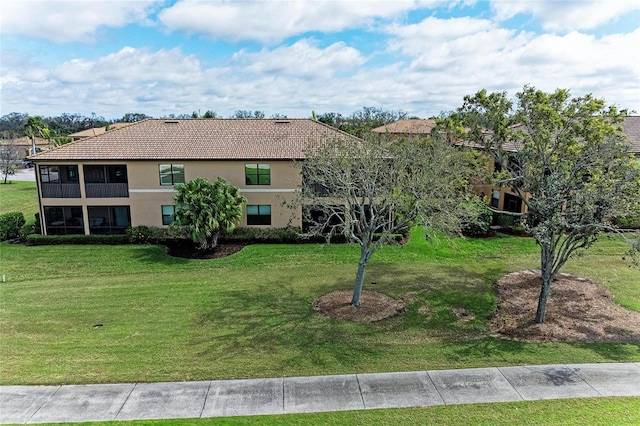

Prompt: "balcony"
[84,183,129,198]
[41,183,81,198]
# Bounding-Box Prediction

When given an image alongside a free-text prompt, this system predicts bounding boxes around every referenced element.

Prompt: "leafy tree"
[203,110,217,118]
[120,113,151,123]
[0,113,29,136]
[457,86,640,323]
[232,110,265,119]
[0,137,20,184]
[173,177,246,250]
[315,107,407,137]
[293,133,479,306]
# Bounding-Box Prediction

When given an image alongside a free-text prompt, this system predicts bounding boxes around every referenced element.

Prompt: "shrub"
[222,227,303,244]
[493,212,516,228]
[611,215,640,230]
[460,203,493,237]
[126,226,189,244]
[25,234,130,246]
[0,212,25,241]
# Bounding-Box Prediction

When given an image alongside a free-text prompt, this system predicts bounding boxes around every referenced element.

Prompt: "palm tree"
[24,116,49,155]
[173,177,246,250]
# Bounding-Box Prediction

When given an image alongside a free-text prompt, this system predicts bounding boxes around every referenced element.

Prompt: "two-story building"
[30,118,360,235]
[374,117,640,216]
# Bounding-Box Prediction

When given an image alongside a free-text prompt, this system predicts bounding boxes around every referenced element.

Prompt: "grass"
[25,397,640,425]
[0,180,38,223]
[1,228,638,386]
[1,183,638,422]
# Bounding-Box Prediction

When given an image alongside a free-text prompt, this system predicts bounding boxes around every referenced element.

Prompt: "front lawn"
[0,180,38,220]
[0,230,638,385]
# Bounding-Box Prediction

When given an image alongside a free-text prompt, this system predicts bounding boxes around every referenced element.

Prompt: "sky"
[1,0,639,120]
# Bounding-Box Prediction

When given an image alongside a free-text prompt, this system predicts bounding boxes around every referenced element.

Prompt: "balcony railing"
[85,183,129,198]
[41,183,81,198]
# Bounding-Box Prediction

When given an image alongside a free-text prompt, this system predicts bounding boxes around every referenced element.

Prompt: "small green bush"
[611,215,640,230]
[461,203,493,237]
[493,212,516,228]
[222,227,303,244]
[0,212,25,241]
[26,234,130,246]
[126,226,189,244]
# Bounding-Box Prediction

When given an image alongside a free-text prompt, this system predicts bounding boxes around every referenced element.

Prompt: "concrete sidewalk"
[2,363,639,424]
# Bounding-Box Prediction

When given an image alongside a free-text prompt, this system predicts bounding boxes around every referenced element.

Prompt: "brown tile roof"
[621,116,640,154]
[68,122,131,139]
[31,119,360,161]
[372,119,437,135]
[3,136,49,147]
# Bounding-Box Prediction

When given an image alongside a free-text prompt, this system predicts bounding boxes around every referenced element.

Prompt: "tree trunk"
[535,244,554,323]
[535,274,552,323]
[351,257,367,306]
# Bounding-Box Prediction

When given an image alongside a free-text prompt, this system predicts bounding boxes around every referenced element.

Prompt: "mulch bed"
[164,240,247,259]
[313,290,406,324]
[488,270,640,343]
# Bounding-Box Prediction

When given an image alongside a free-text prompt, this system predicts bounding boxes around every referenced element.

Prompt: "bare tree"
[293,133,479,306]
[0,136,21,184]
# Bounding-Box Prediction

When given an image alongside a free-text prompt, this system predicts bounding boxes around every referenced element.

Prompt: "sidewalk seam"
[114,383,137,420]
[425,371,447,405]
[355,374,366,409]
[496,367,525,401]
[26,385,61,424]
[199,381,213,418]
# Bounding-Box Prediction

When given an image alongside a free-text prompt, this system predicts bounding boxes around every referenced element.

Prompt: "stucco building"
[30,118,359,235]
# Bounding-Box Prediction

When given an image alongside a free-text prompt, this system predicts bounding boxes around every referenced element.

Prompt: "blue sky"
[1,0,639,120]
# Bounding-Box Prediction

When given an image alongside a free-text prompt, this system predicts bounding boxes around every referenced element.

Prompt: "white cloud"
[1,10,638,120]
[0,0,159,43]
[230,39,367,79]
[158,0,421,43]
[51,47,202,83]
[490,0,640,32]
[379,16,640,115]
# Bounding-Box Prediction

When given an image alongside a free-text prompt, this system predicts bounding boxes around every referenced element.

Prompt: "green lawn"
[0,180,38,222]
[25,397,640,426]
[1,228,638,386]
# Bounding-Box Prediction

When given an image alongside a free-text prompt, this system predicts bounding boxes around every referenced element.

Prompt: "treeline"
[1,107,411,139]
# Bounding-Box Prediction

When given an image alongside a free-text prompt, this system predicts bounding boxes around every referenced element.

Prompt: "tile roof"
[372,119,437,135]
[31,119,360,161]
[2,136,49,147]
[68,122,131,139]
[621,116,640,154]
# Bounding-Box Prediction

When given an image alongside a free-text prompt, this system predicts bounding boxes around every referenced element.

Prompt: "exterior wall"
[473,155,527,215]
[35,159,303,235]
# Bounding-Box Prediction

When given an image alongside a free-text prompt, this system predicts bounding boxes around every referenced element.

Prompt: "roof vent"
[164,120,179,124]
[275,120,291,124]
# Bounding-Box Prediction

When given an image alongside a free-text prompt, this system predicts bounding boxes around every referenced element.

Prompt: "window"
[44,206,84,235]
[87,206,131,234]
[161,205,176,225]
[83,165,129,197]
[491,190,500,208]
[39,165,80,198]
[247,205,271,225]
[84,165,127,183]
[159,164,185,186]
[245,163,270,185]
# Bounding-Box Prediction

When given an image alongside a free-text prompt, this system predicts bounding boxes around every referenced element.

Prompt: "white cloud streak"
[1,3,638,118]
[158,0,422,43]
[0,0,160,43]
[490,0,640,32]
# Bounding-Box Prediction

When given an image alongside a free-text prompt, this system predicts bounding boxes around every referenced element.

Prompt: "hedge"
[25,234,130,246]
